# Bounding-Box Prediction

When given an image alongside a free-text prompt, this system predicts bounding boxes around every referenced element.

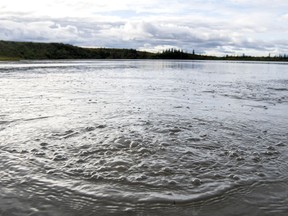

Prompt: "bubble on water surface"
[1,60,288,216]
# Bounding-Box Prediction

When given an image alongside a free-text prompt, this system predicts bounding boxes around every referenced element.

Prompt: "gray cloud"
[1,0,288,56]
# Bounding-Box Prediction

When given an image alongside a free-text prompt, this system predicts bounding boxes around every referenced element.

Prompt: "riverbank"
[0,57,21,61]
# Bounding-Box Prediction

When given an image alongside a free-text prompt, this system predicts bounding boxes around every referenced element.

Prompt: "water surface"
[0,60,288,216]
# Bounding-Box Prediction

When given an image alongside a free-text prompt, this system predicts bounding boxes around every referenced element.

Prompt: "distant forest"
[0,40,288,61]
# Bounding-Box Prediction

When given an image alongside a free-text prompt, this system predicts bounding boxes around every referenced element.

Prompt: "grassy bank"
[0,57,21,61]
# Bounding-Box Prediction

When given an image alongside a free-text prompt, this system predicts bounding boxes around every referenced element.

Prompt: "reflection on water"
[0,60,288,216]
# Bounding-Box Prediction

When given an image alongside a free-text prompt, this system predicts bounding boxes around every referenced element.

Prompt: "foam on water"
[0,60,288,215]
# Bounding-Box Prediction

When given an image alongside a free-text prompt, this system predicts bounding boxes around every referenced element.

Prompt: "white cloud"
[0,0,288,56]
[0,19,80,42]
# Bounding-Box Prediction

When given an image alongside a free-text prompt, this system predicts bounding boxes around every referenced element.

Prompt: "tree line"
[0,40,287,61]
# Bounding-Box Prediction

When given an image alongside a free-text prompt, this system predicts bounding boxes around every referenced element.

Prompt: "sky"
[0,0,288,56]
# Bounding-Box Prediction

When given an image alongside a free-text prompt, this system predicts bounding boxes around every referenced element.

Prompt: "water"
[0,60,287,216]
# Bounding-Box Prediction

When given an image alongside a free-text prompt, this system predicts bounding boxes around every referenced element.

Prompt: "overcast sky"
[1,0,288,56]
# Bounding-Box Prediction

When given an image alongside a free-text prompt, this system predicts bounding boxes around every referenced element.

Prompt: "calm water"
[0,60,287,216]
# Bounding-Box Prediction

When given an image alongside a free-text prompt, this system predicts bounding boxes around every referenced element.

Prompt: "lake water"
[0,60,287,216]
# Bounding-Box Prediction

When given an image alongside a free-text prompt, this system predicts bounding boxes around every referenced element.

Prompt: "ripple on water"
[1,60,288,215]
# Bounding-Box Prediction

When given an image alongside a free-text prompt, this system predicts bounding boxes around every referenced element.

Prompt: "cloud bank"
[1,0,288,56]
